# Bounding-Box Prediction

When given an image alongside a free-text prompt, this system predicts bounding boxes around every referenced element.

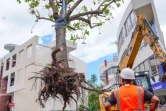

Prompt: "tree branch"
[74,17,100,29]
[97,0,107,10]
[68,0,115,22]
[66,0,83,20]
[49,0,59,20]
[37,17,55,22]
[34,11,54,23]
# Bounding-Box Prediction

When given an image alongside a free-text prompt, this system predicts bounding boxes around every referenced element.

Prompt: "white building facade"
[99,53,119,89]
[117,0,166,102]
[0,36,87,111]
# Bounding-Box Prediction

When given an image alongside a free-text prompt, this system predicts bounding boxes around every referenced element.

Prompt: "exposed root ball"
[29,47,99,111]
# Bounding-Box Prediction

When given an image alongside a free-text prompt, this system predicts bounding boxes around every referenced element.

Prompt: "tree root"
[29,47,100,110]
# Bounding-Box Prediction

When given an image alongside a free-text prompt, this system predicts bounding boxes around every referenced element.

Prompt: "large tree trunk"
[55,28,69,68]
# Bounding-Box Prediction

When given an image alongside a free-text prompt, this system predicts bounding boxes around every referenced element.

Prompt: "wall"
[14,65,41,111]
[13,38,87,111]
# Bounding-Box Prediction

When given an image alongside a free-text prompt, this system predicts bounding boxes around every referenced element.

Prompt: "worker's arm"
[149,95,160,111]
[144,89,160,111]
[104,92,117,110]
[104,102,112,111]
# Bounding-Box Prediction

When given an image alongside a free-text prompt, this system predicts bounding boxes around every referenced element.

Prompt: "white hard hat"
[120,68,135,79]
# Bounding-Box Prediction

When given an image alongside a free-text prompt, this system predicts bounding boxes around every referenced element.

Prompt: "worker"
[104,68,160,111]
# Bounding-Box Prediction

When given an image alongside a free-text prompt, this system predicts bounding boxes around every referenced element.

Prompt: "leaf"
[67,0,74,3]
[45,4,50,9]
[70,35,74,40]
[17,0,21,4]
[97,22,105,26]
[73,22,80,29]
[83,6,88,12]
[84,30,89,35]
[105,17,110,21]
[49,15,54,20]
[25,0,31,2]
[67,26,71,31]
[104,9,109,15]
[116,3,121,7]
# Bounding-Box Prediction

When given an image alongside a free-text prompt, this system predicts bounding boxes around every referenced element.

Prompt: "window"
[130,11,137,26]
[112,67,118,73]
[140,63,145,71]
[107,69,112,74]
[149,56,157,75]
[12,54,16,68]
[6,58,10,71]
[118,28,125,52]
[0,63,4,77]
[125,15,132,36]
[144,60,149,71]
[27,45,32,59]
[151,24,157,35]
[10,72,15,86]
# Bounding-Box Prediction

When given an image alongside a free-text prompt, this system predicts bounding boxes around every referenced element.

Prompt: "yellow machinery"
[99,14,166,111]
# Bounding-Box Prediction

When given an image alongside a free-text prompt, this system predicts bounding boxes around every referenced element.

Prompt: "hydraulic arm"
[100,14,166,111]
[119,14,166,81]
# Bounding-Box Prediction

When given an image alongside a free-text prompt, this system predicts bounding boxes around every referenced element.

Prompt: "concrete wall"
[1,35,86,111]
[11,37,86,111]
[14,65,40,111]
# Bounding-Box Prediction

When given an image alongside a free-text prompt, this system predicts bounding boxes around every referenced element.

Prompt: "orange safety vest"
[113,84,144,111]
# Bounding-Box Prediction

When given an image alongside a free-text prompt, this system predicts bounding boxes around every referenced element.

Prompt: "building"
[117,0,166,102]
[0,36,87,111]
[99,54,119,89]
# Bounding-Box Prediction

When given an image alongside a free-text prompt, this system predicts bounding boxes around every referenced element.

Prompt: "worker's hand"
[104,102,111,108]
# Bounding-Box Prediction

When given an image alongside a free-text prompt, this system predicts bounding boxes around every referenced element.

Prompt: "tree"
[16,0,123,110]
[79,74,104,111]
[16,0,123,67]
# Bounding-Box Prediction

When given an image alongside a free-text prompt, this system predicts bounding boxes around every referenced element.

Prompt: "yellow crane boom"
[99,14,166,111]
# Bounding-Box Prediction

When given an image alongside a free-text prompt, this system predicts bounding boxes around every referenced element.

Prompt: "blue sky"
[87,54,114,85]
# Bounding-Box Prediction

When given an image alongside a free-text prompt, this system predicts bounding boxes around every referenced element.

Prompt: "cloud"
[1,0,166,64]
[70,0,131,63]
[0,0,55,58]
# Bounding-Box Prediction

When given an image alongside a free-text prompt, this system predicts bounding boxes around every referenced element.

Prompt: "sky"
[0,0,166,84]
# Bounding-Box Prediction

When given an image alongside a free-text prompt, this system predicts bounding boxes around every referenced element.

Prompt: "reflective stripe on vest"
[115,87,143,111]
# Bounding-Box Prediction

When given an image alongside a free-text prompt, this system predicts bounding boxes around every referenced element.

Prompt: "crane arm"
[99,14,166,111]
[119,14,166,82]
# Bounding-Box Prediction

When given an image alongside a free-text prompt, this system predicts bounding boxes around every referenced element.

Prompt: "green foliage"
[83,6,88,12]
[116,3,121,7]
[104,9,109,15]
[17,0,21,4]
[78,104,88,111]
[45,4,50,9]
[97,22,105,26]
[16,0,123,44]
[73,22,80,29]
[84,30,89,36]
[78,74,103,111]
[49,15,54,20]
[67,0,74,4]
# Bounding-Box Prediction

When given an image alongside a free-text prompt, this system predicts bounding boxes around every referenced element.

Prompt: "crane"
[99,14,166,111]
